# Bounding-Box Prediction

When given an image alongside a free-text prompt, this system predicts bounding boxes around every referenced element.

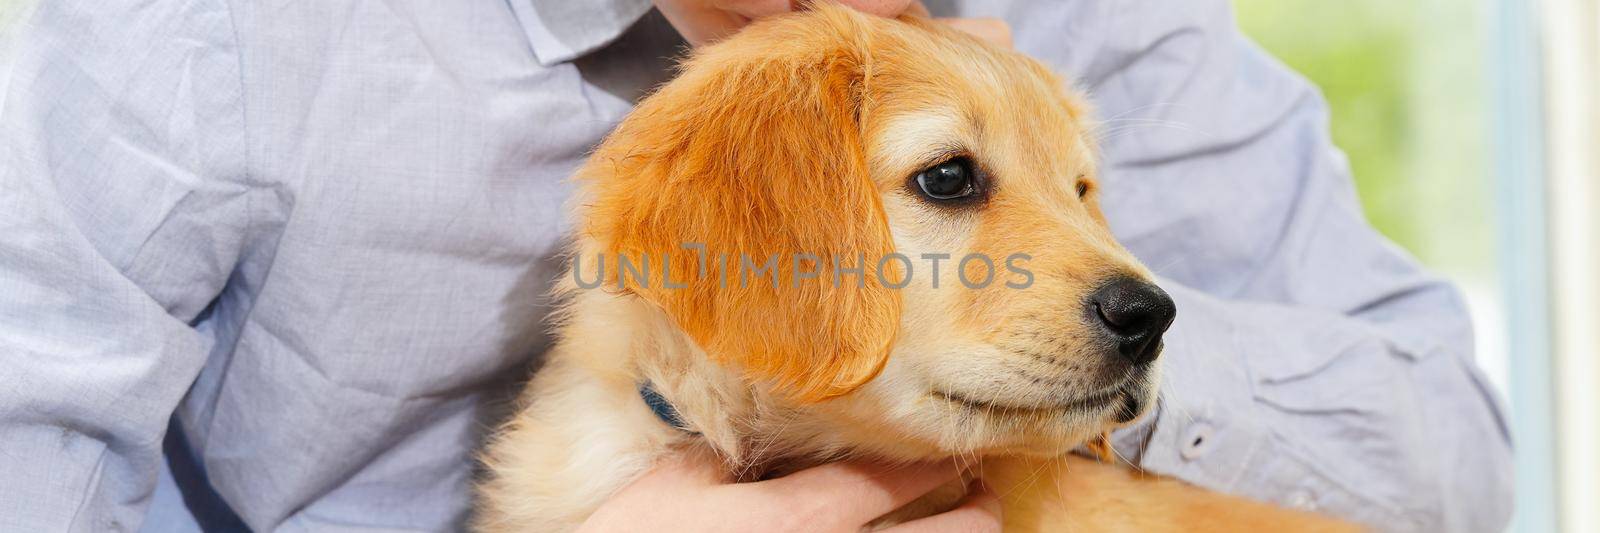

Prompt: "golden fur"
[476,5,1358,532]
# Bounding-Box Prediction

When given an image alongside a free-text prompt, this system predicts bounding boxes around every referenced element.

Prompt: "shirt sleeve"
[0,1,249,530]
[1115,282,1512,532]
[512,0,652,65]
[989,1,1517,531]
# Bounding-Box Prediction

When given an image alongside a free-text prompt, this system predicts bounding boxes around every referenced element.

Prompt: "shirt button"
[1287,489,1316,510]
[1179,423,1214,461]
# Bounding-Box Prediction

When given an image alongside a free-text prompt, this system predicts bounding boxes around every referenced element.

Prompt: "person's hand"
[577,450,1002,533]
[651,0,1011,48]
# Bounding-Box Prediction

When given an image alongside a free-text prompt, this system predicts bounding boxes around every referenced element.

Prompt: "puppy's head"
[578,5,1173,458]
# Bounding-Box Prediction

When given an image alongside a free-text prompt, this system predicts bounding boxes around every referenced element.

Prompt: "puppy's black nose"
[1089,278,1176,366]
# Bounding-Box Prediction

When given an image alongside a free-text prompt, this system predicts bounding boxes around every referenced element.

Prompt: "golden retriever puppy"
[476,5,1356,532]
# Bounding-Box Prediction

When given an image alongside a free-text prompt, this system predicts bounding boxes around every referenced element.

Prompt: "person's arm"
[973,0,1511,530]
[1120,282,1510,532]
[0,1,250,530]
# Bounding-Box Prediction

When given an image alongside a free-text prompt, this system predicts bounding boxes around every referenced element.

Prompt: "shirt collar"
[510,0,655,66]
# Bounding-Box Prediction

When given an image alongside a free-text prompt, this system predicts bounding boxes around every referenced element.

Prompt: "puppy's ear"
[583,20,899,402]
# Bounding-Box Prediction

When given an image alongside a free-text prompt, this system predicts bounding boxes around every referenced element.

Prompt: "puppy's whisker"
[1003,452,1056,500]
[1095,124,1211,143]
[1146,255,1189,277]
[1105,436,1134,466]
[1093,119,1213,143]
[1157,377,1197,427]
[747,410,799,473]
[1096,101,1185,122]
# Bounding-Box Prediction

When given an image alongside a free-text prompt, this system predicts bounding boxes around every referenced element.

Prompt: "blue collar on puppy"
[638,381,695,434]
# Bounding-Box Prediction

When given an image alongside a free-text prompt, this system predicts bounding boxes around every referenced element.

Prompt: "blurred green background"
[1234,0,1495,276]
[0,1,17,26]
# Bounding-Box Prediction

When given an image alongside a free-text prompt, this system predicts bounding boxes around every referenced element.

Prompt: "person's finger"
[879,480,1003,533]
[755,459,965,527]
[936,17,1013,48]
[656,2,751,46]
[576,450,728,533]
[726,0,793,19]
[903,1,931,18]
[831,0,919,18]
[637,447,733,488]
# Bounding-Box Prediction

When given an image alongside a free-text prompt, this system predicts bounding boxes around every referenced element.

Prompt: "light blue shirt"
[0,1,1512,531]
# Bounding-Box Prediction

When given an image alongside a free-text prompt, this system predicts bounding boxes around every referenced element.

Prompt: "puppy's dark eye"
[1076,180,1090,198]
[915,158,976,200]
